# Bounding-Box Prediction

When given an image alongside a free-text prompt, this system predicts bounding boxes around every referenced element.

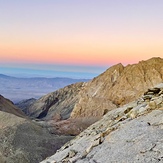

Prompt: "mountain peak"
[144,56,162,62]
[70,57,163,118]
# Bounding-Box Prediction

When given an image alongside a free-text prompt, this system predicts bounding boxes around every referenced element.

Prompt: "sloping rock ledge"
[41,85,163,163]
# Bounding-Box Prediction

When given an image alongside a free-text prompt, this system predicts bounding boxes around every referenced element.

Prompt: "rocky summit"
[41,84,163,163]
[71,57,163,118]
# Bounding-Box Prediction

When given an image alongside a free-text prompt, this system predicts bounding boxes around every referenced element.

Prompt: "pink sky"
[0,0,163,73]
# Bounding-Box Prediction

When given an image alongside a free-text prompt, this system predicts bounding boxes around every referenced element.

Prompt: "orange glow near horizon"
[1,33,163,66]
[0,1,163,67]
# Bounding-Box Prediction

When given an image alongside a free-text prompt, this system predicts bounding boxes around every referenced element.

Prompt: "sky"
[0,0,163,78]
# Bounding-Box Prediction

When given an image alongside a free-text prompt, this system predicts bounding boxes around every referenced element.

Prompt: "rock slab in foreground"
[41,87,163,163]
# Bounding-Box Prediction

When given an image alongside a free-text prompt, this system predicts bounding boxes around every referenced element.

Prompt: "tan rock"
[68,150,77,158]
[149,101,157,109]
[71,57,163,119]
[128,110,138,119]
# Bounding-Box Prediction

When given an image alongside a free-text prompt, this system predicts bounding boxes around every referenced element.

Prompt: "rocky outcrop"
[41,84,163,163]
[24,58,163,123]
[71,57,163,118]
[28,82,85,121]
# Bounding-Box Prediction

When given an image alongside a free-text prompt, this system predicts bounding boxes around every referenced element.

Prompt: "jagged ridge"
[71,57,163,118]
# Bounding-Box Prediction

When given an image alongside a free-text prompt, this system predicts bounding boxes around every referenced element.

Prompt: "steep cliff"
[71,57,163,118]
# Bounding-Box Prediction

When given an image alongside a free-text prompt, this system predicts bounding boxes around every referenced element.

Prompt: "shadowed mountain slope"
[0,95,73,163]
[15,98,37,115]
[0,95,26,118]
[27,82,85,121]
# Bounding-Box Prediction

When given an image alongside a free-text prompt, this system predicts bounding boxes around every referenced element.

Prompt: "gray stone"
[41,102,163,163]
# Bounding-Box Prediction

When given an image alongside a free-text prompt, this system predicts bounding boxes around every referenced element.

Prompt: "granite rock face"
[41,85,163,163]
[28,82,85,120]
[71,57,163,118]
[24,58,163,122]
[21,57,163,136]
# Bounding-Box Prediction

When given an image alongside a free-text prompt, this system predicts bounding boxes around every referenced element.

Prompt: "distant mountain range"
[0,74,89,103]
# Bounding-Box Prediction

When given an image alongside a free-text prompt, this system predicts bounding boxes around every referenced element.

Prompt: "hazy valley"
[0,74,88,103]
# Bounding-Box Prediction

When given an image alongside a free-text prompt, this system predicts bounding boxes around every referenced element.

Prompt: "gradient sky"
[0,0,163,78]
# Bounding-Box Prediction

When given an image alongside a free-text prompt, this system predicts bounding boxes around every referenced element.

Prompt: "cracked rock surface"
[41,85,163,163]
